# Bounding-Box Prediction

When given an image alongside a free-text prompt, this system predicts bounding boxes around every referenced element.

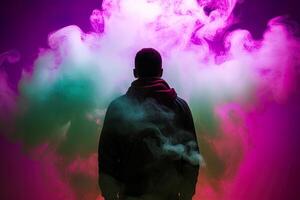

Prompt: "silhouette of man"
[99,48,200,200]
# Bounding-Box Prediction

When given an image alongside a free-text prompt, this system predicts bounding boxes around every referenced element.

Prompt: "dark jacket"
[99,78,200,200]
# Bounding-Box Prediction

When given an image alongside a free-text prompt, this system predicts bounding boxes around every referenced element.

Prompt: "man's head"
[134,48,163,78]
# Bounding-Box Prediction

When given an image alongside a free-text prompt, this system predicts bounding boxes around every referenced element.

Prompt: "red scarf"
[126,78,177,103]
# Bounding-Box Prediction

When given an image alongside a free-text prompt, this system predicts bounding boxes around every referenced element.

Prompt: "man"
[99,48,200,200]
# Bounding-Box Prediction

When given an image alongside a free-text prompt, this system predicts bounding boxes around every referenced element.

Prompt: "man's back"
[98,48,200,200]
[99,78,199,199]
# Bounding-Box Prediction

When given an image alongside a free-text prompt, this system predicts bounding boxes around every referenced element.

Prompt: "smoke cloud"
[0,0,300,199]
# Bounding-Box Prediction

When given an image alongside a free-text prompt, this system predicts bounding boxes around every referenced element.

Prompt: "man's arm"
[178,98,200,199]
[98,103,123,199]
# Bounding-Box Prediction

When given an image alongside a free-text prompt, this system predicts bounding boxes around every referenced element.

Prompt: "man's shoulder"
[107,95,132,111]
[110,95,128,104]
[172,96,193,117]
[175,96,187,104]
[108,94,191,112]
[174,96,190,108]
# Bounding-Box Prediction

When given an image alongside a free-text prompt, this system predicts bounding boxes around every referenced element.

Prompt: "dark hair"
[134,48,162,78]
